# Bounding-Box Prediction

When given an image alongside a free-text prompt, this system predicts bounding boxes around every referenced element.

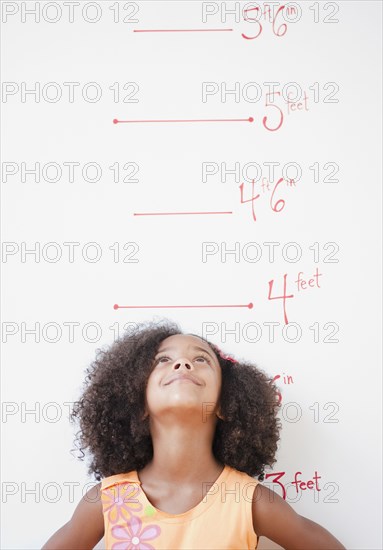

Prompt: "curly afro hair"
[70,319,282,482]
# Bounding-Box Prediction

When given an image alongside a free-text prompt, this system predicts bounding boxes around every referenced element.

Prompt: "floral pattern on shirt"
[111,514,161,550]
[102,483,143,524]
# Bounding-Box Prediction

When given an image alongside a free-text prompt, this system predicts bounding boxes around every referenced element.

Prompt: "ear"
[216,406,225,421]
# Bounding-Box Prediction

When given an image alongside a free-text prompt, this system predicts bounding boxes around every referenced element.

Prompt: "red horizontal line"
[133,211,232,216]
[114,303,254,310]
[133,29,233,33]
[113,117,253,124]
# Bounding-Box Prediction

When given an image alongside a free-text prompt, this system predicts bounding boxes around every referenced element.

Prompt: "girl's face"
[145,334,222,420]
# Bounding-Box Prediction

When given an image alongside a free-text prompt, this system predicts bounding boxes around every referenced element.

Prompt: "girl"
[42,319,346,550]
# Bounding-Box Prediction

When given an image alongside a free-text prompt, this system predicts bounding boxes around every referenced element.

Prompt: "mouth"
[164,374,202,386]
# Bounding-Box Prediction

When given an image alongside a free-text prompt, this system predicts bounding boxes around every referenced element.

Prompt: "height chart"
[1,2,382,549]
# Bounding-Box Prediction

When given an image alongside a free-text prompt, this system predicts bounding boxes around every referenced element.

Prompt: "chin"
[157,399,204,414]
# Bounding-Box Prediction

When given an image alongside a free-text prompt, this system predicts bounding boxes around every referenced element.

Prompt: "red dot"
[248,117,254,123]
[113,119,118,124]
[113,304,119,310]
[248,302,254,309]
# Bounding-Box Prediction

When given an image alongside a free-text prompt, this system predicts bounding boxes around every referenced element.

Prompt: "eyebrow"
[155,345,216,361]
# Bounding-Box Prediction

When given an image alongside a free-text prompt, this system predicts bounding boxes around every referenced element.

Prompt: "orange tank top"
[100,464,259,550]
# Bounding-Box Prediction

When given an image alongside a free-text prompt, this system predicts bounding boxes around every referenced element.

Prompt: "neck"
[140,414,223,484]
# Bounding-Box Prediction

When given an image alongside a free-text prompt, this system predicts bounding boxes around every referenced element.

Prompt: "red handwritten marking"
[272,375,282,403]
[242,5,287,40]
[271,373,294,403]
[268,274,294,325]
[242,7,262,40]
[133,211,232,216]
[286,91,309,114]
[133,29,233,33]
[263,92,283,131]
[270,177,285,212]
[265,472,287,499]
[114,303,254,310]
[295,268,322,291]
[240,177,291,222]
[265,471,321,500]
[272,6,287,37]
[113,117,253,124]
[239,179,260,221]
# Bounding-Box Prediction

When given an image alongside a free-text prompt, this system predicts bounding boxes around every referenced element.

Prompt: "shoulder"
[251,484,346,549]
[66,482,105,542]
[251,482,303,538]
[252,483,306,548]
[78,482,103,513]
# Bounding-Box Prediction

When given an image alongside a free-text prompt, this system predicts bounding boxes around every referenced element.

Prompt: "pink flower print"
[102,483,143,524]
[111,515,161,550]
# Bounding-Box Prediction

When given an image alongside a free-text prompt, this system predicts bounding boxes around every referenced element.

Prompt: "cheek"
[145,369,162,400]
[144,372,154,397]
[215,372,223,397]
[206,369,222,396]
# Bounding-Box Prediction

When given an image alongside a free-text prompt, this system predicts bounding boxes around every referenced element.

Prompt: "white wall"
[1,1,382,549]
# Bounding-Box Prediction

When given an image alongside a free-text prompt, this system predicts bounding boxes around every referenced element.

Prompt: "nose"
[172,357,193,370]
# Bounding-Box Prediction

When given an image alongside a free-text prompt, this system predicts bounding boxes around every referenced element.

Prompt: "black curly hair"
[70,318,282,482]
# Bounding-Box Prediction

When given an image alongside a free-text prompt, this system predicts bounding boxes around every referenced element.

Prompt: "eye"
[154,354,211,364]
[195,355,211,363]
[155,355,171,364]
